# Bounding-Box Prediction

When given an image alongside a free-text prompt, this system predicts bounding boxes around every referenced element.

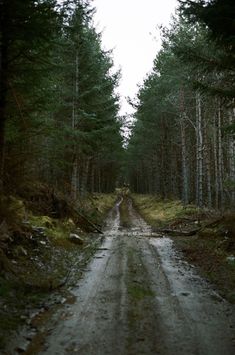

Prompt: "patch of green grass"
[78,193,117,225]
[28,214,77,247]
[46,224,70,242]
[128,285,155,300]
[28,214,55,228]
[92,193,117,214]
[132,194,197,227]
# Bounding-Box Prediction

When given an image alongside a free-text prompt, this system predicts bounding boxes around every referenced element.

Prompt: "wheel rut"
[23,197,235,355]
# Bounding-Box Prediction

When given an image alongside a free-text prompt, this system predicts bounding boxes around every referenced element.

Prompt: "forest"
[0,0,234,210]
[0,0,123,202]
[0,1,235,353]
[127,0,235,209]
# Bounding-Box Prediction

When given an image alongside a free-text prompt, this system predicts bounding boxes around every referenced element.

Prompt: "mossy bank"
[0,192,117,350]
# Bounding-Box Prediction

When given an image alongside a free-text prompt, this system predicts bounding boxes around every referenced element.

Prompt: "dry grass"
[132,194,197,227]
[77,193,117,226]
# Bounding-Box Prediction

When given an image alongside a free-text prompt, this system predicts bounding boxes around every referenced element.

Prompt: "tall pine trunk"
[0,1,9,191]
[204,128,212,208]
[196,92,203,207]
[90,163,95,193]
[71,50,79,199]
[228,107,235,204]
[81,157,90,195]
[180,112,189,204]
[213,109,219,209]
[217,101,224,208]
[71,156,78,200]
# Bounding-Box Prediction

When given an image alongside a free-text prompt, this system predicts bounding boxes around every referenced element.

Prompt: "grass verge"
[132,194,235,303]
[131,194,198,228]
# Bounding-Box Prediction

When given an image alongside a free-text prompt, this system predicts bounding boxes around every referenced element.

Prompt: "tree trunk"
[196,92,203,207]
[0,117,6,192]
[81,157,90,195]
[217,101,224,208]
[213,109,219,209]
[0,2,9,192]
[98,167,101,193]
[70,50,79,200]
[228,107,235,205]
[204,128,212,208]
[180,112,189,204]
[71,156,78,200]
[90,163,95,193]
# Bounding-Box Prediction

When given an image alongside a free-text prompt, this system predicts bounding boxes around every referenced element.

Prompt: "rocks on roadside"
[69,233,84,245]
[29,226,50,247]
[15,339,31,353]
[32,226,46,236]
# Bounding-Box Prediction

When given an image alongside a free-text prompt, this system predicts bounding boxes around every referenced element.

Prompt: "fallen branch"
[156,218,224,237]
[75,210,103,234]
[158,228,200,236]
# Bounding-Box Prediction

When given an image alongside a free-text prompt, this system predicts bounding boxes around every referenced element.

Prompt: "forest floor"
[2,194,235,354]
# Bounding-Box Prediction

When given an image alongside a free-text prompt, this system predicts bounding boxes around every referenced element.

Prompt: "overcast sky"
[93,0,178,115]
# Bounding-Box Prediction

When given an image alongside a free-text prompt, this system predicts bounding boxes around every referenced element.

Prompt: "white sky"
[93,0,178,116]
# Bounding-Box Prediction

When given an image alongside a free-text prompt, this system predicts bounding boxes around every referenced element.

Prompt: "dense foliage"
[0,0,234,210]
[127,0,235,209]
[0,0,123,198]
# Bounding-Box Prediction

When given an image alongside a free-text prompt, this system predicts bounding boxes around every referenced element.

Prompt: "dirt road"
[37,198,235,354]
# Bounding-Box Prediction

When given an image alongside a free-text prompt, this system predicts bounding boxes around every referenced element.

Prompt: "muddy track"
[21,198,235,354]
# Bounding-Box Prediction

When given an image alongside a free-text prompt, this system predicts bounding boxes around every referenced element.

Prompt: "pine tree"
[0,0,59,190]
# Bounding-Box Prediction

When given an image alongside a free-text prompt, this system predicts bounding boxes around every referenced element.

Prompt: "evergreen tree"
[0,0,59,190]
[127,12,235,208]
[178,0,235,98]
[1,0,123,197]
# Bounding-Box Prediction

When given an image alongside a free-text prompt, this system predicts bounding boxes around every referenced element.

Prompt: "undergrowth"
[132,194,197,227]
[0,191,116,350]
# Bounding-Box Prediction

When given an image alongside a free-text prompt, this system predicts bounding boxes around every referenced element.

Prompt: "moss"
[28,215,55,228]
[28,214,78,248]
